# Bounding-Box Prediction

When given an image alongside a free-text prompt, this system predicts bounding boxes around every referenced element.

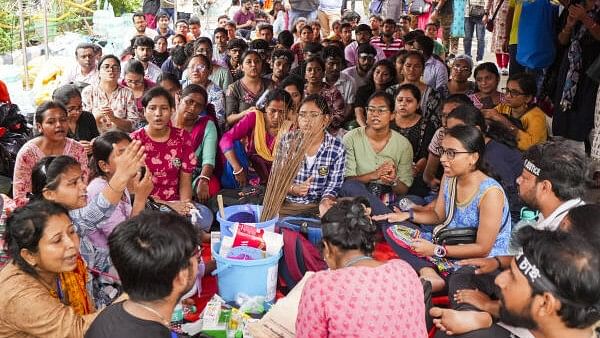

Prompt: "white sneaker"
[501,68,509,76]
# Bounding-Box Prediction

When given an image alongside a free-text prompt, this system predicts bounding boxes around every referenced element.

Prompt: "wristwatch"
[434,245,447,258]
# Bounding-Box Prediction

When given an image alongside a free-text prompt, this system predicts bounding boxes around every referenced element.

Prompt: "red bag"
[277,228,327,295]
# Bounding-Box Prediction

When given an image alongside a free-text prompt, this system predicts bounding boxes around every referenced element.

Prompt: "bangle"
[233,167,244,175]
[494,256,503,270]
[107,181,123,194]
[199,174,210,182]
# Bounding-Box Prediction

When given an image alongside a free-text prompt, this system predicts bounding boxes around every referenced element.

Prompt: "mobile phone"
[139,166,146,181]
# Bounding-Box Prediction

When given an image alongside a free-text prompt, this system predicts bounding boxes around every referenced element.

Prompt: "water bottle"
[508,207,538,254]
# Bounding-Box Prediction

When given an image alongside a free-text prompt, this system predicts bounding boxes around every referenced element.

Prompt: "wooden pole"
[17,0,30,90]
[42,0,50,60]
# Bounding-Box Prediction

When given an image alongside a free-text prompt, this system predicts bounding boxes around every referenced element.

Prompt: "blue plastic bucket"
[211,243,282,302]
[216,204,278,238]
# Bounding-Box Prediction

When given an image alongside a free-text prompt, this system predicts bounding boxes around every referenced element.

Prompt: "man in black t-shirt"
[85,211,200,338]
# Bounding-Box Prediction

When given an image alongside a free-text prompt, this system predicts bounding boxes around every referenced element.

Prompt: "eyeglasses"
[452,65,471,72]
[101,65,121,72]
[189,64,207,73]
[298,111,324,119]
[66,106,83,114]
[366,106,390,115]
[125,78,144,85]
[436,146,474,160]
[503,87,526,97]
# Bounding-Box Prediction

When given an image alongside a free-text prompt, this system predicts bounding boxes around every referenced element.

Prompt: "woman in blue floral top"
[374,125,511,292]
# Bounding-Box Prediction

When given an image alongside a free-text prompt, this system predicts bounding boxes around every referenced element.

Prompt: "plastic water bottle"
[508,207,538,254]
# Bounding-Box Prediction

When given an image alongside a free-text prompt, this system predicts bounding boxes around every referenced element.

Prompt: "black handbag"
[432,177,478,245]
[434,227,477,245]
[486,0,506,32]
[587,54,600,84]
[409,0,431,15]
[145,196,178,213]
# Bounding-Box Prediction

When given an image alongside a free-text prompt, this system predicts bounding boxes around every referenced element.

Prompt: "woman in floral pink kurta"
[13,101,88,206]
[486,0,510,72]
[130,86,196,202]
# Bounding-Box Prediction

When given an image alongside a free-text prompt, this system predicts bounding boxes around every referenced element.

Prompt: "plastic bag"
[236,293,265,315]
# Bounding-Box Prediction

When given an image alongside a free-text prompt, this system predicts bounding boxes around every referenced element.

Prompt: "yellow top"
[509,0,522,45]
[495,104,548,151]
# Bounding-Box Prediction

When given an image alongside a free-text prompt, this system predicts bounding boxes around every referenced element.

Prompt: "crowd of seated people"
[0,1,599,337]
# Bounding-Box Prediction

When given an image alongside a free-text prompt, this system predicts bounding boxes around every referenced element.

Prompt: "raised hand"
[292,176,314,196]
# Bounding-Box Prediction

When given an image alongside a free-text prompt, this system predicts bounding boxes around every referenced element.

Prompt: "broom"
[260,111,329,222]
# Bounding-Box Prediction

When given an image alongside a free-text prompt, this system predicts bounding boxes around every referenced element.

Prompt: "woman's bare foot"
[454,289,491,310]
[429,307,493,335]
[420,267,445,292]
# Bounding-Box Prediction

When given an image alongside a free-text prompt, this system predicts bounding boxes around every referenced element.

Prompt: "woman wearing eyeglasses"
[12,101,90,207]
[52,84,100,154]
[447,55,477,96]
[279,95,345,217]
[219,89,292,188]
[183,54,226,131]
[81,55,139,133]
[119,59,156,113]
[482,72,548,151]
[373,125,511,292]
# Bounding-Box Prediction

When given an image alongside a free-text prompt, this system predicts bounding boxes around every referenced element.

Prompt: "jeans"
[159,7,175,22]
[288,9,317,26]
[463,16,485,61]
[525,67,547,99]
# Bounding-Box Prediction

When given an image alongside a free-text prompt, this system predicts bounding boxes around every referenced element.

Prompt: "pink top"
[131,126,196,201]
[219,110,275,154]
[468,92,507,110]
[296,259,427,338]
[13,138,89,207]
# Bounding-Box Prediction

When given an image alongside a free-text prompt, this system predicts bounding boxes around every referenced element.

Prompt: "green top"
[433,41,447,58]
[197,119,217,167]
[343,126,414,187]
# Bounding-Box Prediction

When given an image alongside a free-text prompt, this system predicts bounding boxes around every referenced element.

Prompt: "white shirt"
[533,198,585,231]
[61,64,99,86]
[121,60,162,83]
[333,71,357,105]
